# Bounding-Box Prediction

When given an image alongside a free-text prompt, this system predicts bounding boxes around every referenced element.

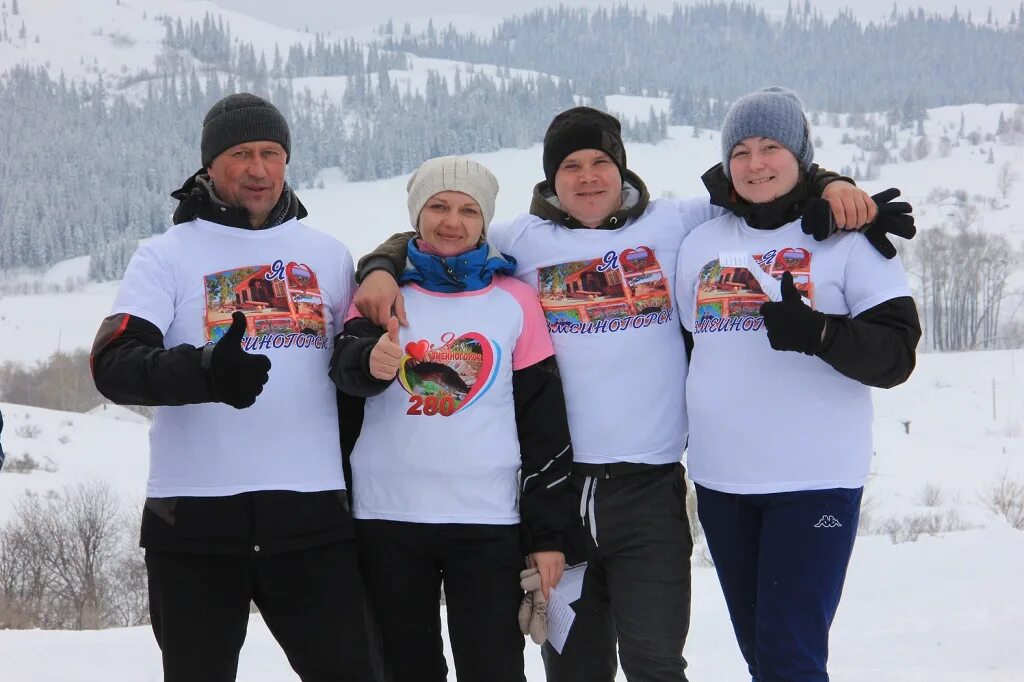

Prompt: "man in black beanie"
[90,93,377,682]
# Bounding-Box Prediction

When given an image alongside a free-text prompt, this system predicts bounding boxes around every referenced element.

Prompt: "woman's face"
[728,136,801,204]
[416,191,485,256]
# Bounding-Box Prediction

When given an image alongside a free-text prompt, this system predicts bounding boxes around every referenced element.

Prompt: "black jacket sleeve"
[355,231,416,283]
[328,316,396,398]
[816,296,921,388]
[809,165,854,194]
[514,355,575,555]
[90,313,215,406]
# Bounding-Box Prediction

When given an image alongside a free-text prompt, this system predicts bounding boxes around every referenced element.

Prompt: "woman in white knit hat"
[329,156,574,682]
[674,87,921,681]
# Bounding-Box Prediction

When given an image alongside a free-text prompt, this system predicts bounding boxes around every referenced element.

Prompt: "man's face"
[553,149,623,228]
[207,141,287,227]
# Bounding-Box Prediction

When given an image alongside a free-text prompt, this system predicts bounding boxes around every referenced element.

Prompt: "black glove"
[208,312,271,409]
[801,188,916,259]
[759,271,826,356]
[862,188,915,259]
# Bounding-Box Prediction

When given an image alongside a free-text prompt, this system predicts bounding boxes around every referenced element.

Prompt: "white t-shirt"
[112,218,354,497]
[351,277,554,524]
[675,215,913,494]
[489,197,719,465]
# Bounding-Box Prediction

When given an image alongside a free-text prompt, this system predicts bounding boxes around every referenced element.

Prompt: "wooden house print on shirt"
[204,261,326,342]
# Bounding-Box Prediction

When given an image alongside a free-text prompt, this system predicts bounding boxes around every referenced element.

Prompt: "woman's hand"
[368,317,402,380]
[821,181,877,229]
[528,550,565,601]
[354,270,407,327]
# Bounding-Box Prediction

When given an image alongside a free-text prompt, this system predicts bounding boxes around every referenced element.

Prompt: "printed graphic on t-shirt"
[397,332,501,416]
[203,259,329,349]
[537,246,674,334]
[694,247,812,333]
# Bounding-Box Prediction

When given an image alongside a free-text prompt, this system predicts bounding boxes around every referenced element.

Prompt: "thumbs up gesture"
[369,316,402,380]
[210,311,272,408]
[758,271,827,356]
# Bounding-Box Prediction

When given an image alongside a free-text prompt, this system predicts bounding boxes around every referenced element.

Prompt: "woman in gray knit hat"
[329,156,575,682]
[675,86,921,682]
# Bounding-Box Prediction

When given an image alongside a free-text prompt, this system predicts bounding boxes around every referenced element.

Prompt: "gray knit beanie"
[201,93,291,167]
[720,86,813,178]
[406,156,500,232]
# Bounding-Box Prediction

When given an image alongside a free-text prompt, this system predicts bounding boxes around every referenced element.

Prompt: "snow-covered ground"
[1,347,1022,680]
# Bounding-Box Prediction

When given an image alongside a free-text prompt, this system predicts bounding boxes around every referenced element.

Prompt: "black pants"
[355,520,526,682]
[145,540,376,682]
[542,463,693,682]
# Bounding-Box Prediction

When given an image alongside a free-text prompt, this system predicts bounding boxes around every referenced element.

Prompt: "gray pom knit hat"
[407,156,500,232]
[201,93,291,167]
[720,86,813,178]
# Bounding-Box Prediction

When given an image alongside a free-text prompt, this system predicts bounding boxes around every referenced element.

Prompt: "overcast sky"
[211,0,1006,34]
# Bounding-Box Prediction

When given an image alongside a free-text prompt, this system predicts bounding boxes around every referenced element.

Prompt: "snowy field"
[1,347,1023,680]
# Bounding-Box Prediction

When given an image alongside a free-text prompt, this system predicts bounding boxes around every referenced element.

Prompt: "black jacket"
[90,177,353,555]
[329,315,576,554]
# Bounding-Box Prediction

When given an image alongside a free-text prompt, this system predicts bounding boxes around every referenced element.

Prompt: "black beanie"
[201,93,291,167]
[542,106,627,186]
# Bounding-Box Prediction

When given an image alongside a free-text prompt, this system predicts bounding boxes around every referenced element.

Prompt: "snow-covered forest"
[2,2,1022,271]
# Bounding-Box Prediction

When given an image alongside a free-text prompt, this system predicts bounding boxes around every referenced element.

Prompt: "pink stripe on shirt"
[495,276,555,370]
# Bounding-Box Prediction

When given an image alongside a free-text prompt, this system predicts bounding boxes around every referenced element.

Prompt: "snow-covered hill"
[1,346,1022,680]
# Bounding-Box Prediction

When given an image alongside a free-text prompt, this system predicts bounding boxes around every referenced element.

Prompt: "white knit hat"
[406,156,499,232]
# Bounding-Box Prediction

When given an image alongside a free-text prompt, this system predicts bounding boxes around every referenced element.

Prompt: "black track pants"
[542,463,693,682]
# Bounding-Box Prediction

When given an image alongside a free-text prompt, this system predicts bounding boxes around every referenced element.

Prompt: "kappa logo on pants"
[814,514,843,528]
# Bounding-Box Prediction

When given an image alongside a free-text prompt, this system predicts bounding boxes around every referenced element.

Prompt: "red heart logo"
[405,339,430,361]
[398,332,496,414]
[620,246,657,272]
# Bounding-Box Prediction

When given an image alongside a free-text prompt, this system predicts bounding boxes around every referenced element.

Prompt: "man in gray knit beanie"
[185,92,296,229]
[720,86,814,178]
[201,92,291,167]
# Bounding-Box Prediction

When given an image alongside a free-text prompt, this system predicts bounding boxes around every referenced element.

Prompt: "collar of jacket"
[701,162,815,230]
[170,169,308,229]
[528,169,650,230]
[399,238,516,293]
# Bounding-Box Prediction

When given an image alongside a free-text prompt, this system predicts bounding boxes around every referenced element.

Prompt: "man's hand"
[354,271,407,327]
[759,271,826,356]
[529,550,565,601]
[369,317,402,381]
[821,180,877,229]
[210,312,271,409]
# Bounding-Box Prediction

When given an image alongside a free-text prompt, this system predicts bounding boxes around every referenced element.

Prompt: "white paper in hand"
[546,562,587,653]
